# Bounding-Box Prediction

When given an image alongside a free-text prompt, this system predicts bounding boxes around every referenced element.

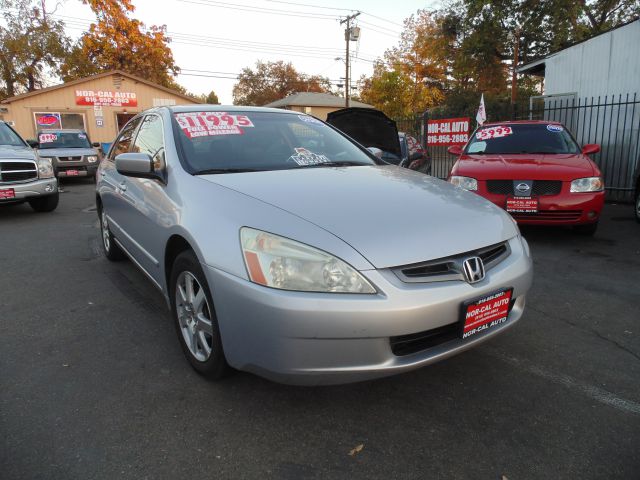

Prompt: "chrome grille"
[0,160,38,184]
[392,241,511,283]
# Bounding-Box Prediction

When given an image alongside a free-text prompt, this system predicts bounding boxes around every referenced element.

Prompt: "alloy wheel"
[101,211,110,251]
[175,271,214,362]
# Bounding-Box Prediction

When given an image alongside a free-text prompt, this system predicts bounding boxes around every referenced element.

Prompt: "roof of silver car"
[168,105,300,115]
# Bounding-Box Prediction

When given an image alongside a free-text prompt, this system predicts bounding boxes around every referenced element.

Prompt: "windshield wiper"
[293,161,367,168]
[193,168,263,175]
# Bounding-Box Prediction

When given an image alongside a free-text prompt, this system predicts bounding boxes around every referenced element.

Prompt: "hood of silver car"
[0,144,36,160]
[36,148,98,157]
[203,165,518,268]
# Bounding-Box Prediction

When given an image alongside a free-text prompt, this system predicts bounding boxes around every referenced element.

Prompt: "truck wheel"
[28,192,59,212]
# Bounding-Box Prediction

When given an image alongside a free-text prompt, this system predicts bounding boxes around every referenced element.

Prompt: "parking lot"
[1,179,639,480]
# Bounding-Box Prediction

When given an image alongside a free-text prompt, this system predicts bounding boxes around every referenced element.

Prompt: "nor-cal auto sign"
[427,117,470,146]
[75,90,138,107]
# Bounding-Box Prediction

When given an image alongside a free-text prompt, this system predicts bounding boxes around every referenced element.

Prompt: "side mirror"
[91,142,101,148]
[115,152,158,180]
[582,144,600,155]
[447,145,463,156]
[366,147,383,159]
[26,139,39,148]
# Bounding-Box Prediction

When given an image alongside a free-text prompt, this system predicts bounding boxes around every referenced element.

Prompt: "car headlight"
[36,157,55,178]
[449,176,478,191]
[86,155,98,163]
[240,227,376,294]
[570,176,604,193]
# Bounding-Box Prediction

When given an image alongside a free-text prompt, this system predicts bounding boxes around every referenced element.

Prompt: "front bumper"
[204,236,533,385]
[0,177,58,203]
[55,163,98,178]
[479,189,605,225]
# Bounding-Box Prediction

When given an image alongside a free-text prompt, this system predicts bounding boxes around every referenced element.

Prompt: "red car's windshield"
[465,123,580,155]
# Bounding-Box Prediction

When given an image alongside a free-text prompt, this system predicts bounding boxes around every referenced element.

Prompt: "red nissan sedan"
[447,121,605,234]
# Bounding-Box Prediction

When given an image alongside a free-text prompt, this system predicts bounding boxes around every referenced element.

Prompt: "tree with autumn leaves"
[360,0,640,117]
[61,0,181,90]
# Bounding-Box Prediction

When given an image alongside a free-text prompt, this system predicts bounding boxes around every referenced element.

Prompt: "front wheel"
[28,192,59,212]
[170,250,229,379]
[99,208,126,261]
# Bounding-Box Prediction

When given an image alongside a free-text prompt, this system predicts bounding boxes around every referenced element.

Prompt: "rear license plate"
[0,188,15,200]
[66,169,79,176]
[506,197,538,213]
[461,289,513,339]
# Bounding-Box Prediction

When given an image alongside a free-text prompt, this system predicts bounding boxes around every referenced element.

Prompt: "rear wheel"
[100,208,126,261]
[573,222,598,236]
[28,192,59,212]
[170,250,229,379]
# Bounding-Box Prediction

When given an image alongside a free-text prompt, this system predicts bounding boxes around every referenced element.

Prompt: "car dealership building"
[0,70,200,144]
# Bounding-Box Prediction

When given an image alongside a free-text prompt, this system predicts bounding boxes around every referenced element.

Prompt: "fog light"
[44,184,54,192]
[587,211,597,219]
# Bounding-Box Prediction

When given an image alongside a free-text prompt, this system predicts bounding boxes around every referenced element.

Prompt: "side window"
[131,115,165,172]
[108,117,142,161]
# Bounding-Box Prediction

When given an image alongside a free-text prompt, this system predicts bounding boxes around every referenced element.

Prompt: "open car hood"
[326,108,402,160]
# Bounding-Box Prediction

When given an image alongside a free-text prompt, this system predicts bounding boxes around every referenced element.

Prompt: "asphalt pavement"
[1,180,639,480]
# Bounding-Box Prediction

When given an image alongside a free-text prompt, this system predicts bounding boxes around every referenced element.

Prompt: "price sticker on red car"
[174,112,254,138]
[0,188,16,200]
[506,197,538,213]
[461,289,513,339]
[476,126,512,141]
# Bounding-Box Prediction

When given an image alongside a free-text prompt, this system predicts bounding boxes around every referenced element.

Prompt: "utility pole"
[341,12,360,108]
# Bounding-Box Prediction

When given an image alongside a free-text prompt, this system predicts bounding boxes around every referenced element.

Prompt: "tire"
[574,222,598,236]
[170,250,229,379]
[99,208,126,261]
[28,192,59,212]
[635,188,640,224]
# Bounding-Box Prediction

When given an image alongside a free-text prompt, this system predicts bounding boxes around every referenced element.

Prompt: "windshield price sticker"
[38,133,58,143]
[289,147,330,166]
[462,289,513,339]
[174,112,254,138]
[476,126,513,141]
[547,124,564,132]
[298,115,322,125]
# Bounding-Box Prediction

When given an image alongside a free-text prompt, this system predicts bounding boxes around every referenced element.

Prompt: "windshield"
[465,124,580,155]
[38,131,91,149]
[173,111,376,173]
[0,123,26,147]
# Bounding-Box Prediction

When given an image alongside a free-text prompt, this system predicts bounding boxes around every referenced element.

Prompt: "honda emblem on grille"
[462,257,485,284]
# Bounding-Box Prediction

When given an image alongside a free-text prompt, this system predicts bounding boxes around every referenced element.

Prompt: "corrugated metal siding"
[544,20,640,98]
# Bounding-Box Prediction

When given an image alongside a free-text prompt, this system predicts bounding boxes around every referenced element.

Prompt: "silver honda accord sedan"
[97,106,532,385]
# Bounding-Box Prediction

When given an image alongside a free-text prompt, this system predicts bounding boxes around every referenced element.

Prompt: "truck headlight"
[86,155,98,163]
[240,227,375,294]
[449,176,478,191]
[570,177,604,193]
[36,157,55,179]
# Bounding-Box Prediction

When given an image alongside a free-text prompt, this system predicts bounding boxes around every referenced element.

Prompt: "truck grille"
[57,156,83,162]
[486,180,562,196]
[0,160,38,184]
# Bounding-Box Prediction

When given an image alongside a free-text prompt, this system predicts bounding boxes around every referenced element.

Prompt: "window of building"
[33,112,86,131]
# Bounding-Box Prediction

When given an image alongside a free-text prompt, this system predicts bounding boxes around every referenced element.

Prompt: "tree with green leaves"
[0,0,70,99]
[60,0,181,91]
[232,60,331,106]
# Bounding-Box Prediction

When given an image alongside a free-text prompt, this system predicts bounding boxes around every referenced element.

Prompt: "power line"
[177,0,339,20]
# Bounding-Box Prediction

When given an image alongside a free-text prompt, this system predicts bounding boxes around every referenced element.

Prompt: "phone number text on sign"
[174,112,254,138]
[426,117,470,146]
[476,126,512,141]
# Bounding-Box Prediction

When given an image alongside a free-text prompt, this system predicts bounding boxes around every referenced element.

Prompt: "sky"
[52,0,440,104]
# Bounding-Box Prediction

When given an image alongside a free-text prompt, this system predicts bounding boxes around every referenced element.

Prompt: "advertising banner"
[427,117,470,146]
